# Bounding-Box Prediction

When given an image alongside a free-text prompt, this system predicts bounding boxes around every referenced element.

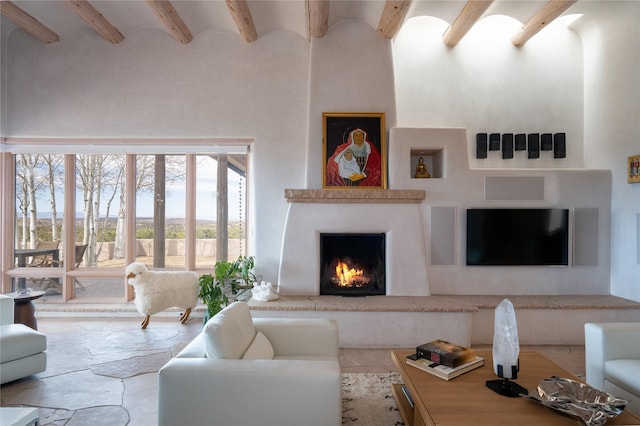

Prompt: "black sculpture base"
[486,379,528,398]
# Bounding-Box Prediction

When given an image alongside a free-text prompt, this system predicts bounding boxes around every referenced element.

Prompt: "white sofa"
[0,294,47,384]
[585,322,640,415]
[158,302,341,426]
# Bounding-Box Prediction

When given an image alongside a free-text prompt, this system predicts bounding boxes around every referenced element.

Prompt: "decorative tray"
[523,376,627,426]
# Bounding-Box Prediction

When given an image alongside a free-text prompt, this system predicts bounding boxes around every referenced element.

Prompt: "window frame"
[1,138,252,302]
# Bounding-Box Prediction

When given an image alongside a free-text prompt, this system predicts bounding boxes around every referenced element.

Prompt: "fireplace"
[320,233,386,296]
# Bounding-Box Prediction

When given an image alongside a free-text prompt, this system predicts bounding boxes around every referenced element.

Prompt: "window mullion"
[185,154,196,270]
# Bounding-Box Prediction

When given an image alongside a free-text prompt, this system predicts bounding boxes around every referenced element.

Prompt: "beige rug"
[342,372,404,426]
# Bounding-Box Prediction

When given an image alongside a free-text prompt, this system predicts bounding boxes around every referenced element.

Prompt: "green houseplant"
[199,256,256,321]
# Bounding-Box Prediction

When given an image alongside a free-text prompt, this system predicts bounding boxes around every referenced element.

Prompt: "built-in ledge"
[285,189,426,203]
[248,294,640,312]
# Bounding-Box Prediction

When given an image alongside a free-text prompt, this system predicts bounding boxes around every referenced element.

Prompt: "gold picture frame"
[322,112,387,189]
[628,154,640,184]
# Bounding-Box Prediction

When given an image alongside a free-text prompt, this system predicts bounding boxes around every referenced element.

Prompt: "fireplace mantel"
[285,189,425,203]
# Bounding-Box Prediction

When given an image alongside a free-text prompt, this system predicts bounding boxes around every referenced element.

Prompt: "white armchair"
[158,302,341,426]
[0,294,47,384]
[585,322,640,415]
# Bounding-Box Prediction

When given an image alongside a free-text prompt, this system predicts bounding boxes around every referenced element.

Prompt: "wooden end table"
[4,290,46,330]
[391,350,640,426]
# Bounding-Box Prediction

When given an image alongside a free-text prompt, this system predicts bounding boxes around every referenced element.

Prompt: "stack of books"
[406,339,484,381]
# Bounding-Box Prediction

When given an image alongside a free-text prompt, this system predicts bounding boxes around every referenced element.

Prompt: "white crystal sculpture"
[492,298,520,379]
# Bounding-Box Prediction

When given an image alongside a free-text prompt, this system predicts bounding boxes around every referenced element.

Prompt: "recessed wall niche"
[411,148,444,179]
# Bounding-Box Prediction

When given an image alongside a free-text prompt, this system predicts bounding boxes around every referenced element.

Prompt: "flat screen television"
[466,208,569,266]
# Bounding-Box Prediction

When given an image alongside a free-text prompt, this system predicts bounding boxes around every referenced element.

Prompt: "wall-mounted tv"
[466,208,569,266]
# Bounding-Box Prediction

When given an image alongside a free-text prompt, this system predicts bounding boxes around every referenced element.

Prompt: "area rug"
[342,372,404,426]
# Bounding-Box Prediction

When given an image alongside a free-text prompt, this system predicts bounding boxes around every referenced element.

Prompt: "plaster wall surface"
[1,6,638,300]
[280,127,612,296]
[578,2,640,301]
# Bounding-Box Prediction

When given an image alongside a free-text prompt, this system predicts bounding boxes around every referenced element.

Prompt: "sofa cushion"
[0,324,46,363]
[242,331,274,360]
[605,359,640,395]
[203,302,255,359]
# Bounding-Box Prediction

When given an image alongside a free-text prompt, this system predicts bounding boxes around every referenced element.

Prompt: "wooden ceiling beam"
[0,1,59,44]
[443,0,493,47]
[145,0,193,44]
[64,0,124,44]
[511,0,577,47]
[307,0,329,39]
[377,0,411,39]
[225,0,257,43]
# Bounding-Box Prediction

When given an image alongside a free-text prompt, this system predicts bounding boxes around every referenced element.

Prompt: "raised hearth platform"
[248,295,640,348]
[34,295,640,348]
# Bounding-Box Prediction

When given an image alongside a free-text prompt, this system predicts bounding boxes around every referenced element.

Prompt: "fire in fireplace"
[320,233,385,296]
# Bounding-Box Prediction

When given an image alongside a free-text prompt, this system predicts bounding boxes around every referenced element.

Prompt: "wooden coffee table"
[391,350,640,426]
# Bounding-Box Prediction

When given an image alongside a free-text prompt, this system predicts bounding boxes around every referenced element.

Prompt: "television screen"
[466,208,569,266]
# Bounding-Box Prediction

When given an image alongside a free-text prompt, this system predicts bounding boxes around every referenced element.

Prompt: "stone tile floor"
[1,314,585,426]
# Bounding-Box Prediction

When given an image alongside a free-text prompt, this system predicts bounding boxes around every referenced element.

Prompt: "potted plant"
[199,256,256,322]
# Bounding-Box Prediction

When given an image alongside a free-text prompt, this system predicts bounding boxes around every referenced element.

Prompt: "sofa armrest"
[158,358,341,426]
[0,295,14,326]
[253,318,339,357]
[585,322,640,390]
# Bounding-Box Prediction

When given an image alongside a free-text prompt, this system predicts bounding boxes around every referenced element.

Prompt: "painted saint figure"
[337,149,366,185]
[326,128,382,187]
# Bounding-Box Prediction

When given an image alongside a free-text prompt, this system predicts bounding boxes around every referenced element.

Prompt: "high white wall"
[1,4,638,299]
[2,27,310,283]
[305,20,397,188]
[393,14,584,169]
[577,1,640,301]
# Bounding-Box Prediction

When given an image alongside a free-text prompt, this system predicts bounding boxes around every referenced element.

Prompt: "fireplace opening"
[320,233,385,296]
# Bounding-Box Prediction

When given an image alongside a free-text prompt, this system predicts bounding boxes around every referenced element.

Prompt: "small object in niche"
[414,157,431,178]
[251,281,279,301]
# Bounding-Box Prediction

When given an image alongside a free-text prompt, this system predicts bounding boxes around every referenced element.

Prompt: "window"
[5,140,249,301]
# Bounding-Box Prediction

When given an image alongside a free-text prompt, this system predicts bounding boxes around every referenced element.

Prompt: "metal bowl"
[524,376,627,426]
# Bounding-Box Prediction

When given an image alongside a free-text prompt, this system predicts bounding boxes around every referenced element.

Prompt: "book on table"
[416,339,476,368]
[401,385,415,408]
[406,353,485,381]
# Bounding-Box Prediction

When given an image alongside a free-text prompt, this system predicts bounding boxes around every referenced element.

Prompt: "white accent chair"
[158,301,341,426]
[0,294,47,384]
[585,322,640,415]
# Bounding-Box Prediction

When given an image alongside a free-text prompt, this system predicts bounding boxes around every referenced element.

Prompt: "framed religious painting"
[322,112,387,189]
[628,154,640,184]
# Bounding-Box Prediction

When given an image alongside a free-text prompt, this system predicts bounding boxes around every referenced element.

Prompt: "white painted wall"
[576,2,640,302]
[2,27,310,283]
[388,127,611,295]
[1,4,638,300]
[305,20,397,188]
[393,14,584,169]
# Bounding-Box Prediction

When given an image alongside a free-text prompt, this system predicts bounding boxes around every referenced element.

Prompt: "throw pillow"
[242,331,275,360]
[203,302,256,359]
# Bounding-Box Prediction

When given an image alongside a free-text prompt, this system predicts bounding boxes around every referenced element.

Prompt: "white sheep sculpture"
[125,262,199,329]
